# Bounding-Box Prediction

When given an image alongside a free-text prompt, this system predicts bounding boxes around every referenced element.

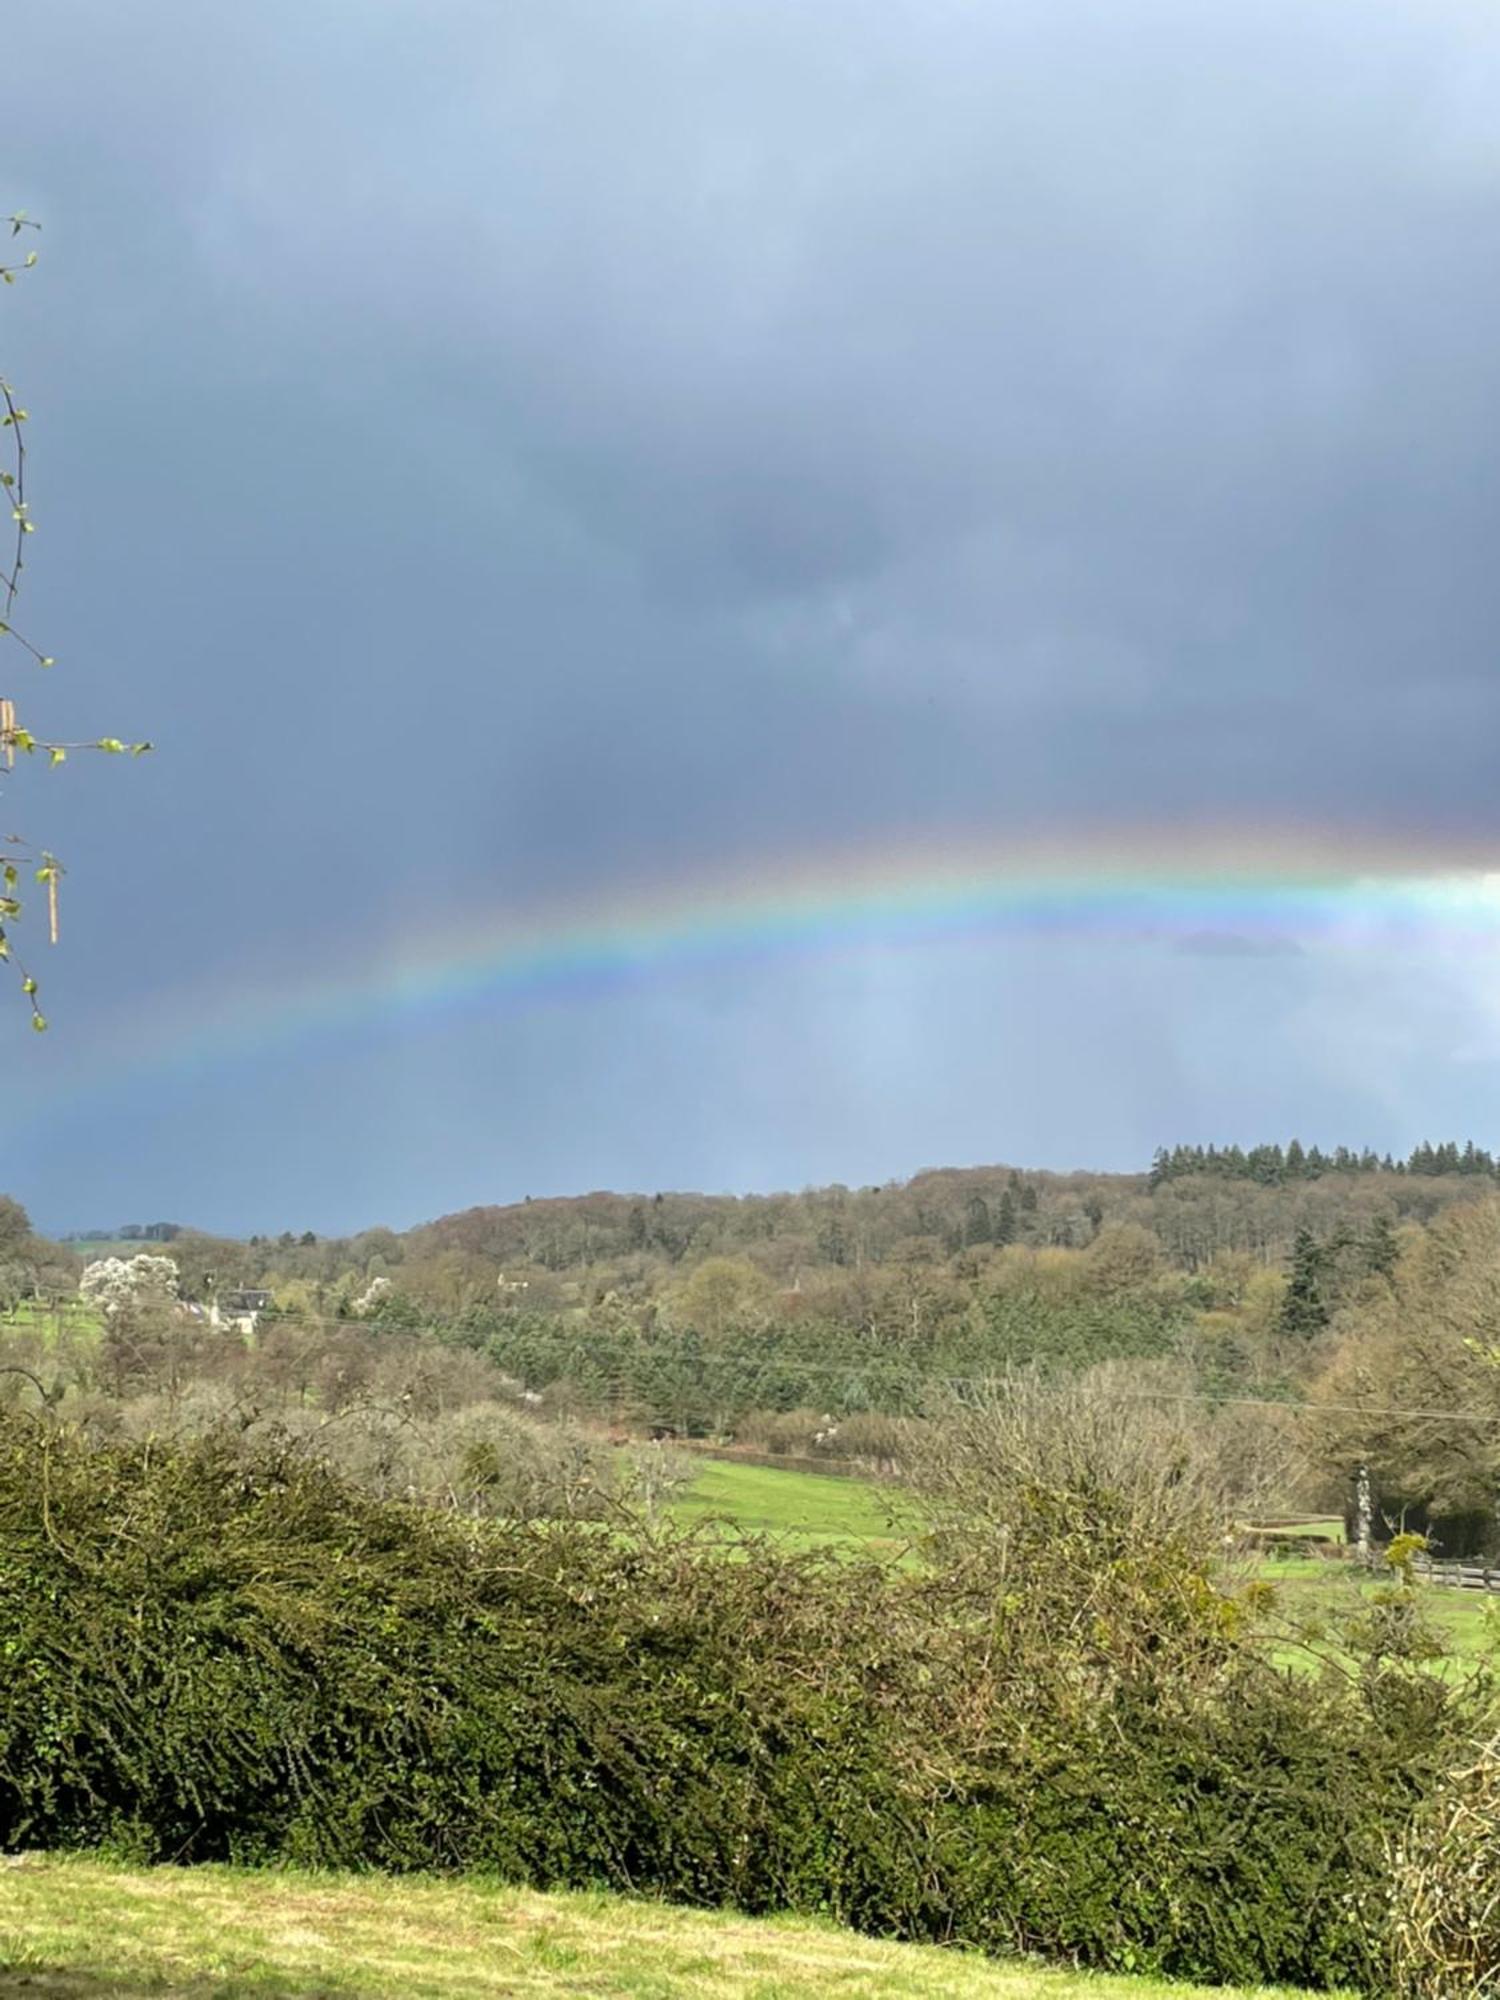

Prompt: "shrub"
[0,1414,1481,1989]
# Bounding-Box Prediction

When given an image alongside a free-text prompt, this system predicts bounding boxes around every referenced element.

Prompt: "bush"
[940,1667,1448,1989]
[0,1417,936,1906]
[0,1415,1481,1989]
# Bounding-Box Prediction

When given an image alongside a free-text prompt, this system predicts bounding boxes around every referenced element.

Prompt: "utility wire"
[9,1303,1500,1429]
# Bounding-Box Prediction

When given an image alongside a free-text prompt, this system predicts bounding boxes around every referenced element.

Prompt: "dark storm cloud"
[210,0,1500,838]
[13,0,1500,893]
[4,0,1500,1228]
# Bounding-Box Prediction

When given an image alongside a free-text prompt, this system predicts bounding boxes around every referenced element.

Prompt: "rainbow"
[26,824,1500,1099]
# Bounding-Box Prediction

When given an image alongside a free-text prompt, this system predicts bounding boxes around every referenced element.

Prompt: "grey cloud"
[4,0,1500,1226]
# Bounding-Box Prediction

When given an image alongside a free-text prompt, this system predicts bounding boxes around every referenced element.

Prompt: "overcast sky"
[3,0,1500,1236]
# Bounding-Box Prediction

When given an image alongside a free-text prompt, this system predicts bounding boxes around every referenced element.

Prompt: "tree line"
[1150,1138,1500,1187]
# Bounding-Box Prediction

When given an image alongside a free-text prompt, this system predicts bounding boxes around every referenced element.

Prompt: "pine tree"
[1279,1226,1329,1340]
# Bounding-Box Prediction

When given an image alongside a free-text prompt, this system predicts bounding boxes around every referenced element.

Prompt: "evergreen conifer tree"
[1279,1226,1329,1340]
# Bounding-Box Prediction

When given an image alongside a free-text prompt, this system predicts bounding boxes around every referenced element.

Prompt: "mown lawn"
[0,1858,1335,1999]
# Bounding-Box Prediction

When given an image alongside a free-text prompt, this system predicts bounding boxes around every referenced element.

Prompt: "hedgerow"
[0,1415,1482,1989]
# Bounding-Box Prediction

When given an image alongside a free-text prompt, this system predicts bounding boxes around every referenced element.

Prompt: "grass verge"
[0,1858,1336,1998]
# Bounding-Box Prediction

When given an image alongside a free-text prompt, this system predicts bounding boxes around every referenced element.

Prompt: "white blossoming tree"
[80,1253,180,1324]
[351,1274,392,1318]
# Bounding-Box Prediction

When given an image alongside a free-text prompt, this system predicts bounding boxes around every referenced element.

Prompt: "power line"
[10,1303,1499,1430]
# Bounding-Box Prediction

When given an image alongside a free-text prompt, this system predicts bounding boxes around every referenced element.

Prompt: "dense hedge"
[0,1418,1478,1989]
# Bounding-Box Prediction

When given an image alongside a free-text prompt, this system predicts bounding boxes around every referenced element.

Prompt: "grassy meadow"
[665,1453,912,1554]
[0,1298,102,1342]
[1259,1550,1499,1672]
[0,1858,1339,1999]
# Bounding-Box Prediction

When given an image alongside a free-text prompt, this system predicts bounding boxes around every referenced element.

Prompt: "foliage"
[1280,1225,1331,1340]
[39,1145,1500,1467]
[0,1416,1482,1990]
[1150,1140,1499,1187]
[0,1318,625,1520]
[1306,1199,1500,1551]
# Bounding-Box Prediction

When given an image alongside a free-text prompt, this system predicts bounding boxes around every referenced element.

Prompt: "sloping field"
[0,1859,1332,1999]
[667,1453,909,1553]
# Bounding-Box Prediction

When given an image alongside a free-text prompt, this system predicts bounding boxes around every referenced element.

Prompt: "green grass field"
[0,1299,103,1342]
[666,1455,913,1556]
[0,1858,1335,1999]
[1255,1550,1500,1673]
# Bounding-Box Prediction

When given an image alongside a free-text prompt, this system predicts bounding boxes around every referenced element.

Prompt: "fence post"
[1356,1463,1372,1563]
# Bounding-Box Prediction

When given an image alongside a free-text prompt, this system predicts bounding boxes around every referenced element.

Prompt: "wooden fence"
[1413,1554,1500,1593]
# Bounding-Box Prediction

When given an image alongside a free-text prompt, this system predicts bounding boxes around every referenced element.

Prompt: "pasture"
[1259,1549,1499,1674]
[666,1453,909,1553]
[0,1298,102,1342]
[0,1858,1337,1999]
